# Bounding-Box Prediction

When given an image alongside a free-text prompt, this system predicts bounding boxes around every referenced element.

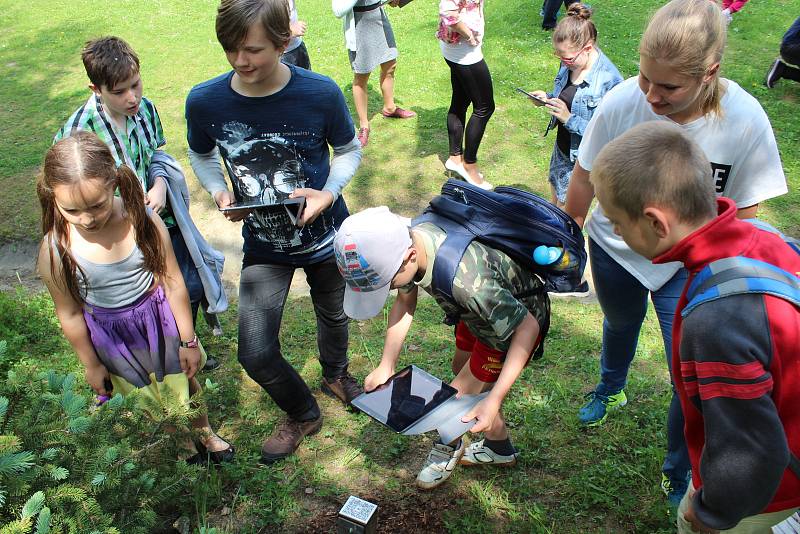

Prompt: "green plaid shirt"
[54,94,165,190]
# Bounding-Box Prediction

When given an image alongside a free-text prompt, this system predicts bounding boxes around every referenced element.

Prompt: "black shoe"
[202,356,221,371]
[766,58,785,89]
[321,371,364,406]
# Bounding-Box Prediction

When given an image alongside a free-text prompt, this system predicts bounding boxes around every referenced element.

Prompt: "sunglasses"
[554,45,591,64]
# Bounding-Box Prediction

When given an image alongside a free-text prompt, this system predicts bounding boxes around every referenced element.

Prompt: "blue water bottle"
[533,245,572,270]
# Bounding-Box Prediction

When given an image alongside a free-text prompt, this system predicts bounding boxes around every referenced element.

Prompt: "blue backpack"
[683,219,800,317]
[412,180,586,359]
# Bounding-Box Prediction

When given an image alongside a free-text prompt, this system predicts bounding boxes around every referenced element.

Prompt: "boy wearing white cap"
[334,206,550,489]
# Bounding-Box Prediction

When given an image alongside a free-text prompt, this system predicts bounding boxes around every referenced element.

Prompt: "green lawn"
[0,0,798,532]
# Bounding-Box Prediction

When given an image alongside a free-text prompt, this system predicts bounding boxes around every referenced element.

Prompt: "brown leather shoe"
[260,415,323,464]
[321,371,364,405]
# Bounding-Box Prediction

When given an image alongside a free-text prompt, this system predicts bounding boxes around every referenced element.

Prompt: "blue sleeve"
[185,90,217,154]
[324,81,356,148]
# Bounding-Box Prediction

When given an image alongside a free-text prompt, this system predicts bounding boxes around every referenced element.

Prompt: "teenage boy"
[186,0,363,463]
[54,36,223,371]
[590,121,800,533]
[333,206,550,489]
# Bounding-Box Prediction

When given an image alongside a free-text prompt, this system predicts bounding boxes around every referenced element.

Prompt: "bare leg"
[188,377,230,452]
[450,360,509,442]
[379,60,398,114]
[353,72,371,130]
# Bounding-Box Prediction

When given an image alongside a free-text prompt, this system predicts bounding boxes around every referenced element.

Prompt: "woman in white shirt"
[565,0,786,507]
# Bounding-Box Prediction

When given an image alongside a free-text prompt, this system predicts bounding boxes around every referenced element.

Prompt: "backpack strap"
[683,257,800,317]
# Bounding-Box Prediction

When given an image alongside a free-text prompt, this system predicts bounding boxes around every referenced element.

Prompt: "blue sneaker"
[661,473,688,510]
[578,389,627,426]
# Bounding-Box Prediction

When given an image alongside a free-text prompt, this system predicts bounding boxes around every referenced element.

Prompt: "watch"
[180,334,199,349]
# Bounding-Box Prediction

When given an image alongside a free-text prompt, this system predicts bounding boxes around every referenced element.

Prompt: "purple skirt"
[83,285,185,395]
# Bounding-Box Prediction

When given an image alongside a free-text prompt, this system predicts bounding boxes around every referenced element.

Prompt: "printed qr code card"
[339,496,377,524]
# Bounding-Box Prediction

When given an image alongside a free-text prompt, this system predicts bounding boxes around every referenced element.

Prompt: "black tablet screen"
[352,365,457,432]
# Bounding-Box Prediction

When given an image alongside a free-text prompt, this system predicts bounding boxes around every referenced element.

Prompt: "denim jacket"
[545,48,622,162]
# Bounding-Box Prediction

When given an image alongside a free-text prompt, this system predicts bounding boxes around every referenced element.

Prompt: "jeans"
[445,58,495,164]
[237,256,350,422]
[589,239,691,486]
[169,226,204,310]
[542,0,576,29]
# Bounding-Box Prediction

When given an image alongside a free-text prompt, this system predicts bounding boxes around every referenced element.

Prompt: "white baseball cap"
[334,207,412,320]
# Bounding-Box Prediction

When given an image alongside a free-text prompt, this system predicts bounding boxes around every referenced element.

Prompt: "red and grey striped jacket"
[654,197,800,530]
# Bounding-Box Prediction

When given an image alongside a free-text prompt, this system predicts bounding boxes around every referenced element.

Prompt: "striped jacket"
[655,197,800,530]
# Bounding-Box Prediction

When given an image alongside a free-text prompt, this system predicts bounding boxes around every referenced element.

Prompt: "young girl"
[37,132,234,464]
[438,0,493,189]
[332,0,416,148]
[529,3,622,207]
[563,0,786,509]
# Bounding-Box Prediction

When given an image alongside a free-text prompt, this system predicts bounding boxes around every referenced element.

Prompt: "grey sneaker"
[416,440,465,490]
[459,439,519,467]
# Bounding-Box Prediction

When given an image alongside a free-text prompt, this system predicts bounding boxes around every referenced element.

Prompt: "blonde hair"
[640,0,727,117]
[590,121,717,224]
[553,3,597,49]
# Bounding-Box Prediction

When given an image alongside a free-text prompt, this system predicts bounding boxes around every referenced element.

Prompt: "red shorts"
[454,321,542,383]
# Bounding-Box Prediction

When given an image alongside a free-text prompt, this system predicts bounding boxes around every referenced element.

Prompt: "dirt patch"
[297,491,454,533]
[0,240,41,291]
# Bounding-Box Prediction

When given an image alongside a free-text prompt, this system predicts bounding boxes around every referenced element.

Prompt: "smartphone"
[516,87,549,104]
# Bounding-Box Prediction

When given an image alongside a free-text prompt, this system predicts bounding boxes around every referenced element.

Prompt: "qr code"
[340,496,377,523]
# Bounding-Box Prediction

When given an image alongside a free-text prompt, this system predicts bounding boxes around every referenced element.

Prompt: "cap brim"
[343,283,391,320]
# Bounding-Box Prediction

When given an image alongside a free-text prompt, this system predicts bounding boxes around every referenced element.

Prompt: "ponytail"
[115,165,165,280]
[553,3,597,48]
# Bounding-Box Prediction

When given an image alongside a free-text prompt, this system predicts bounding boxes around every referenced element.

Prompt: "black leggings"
[445,58,495,164]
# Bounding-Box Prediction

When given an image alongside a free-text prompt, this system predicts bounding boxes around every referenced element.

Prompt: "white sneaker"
[459,439,519,467]
[415,440,465,490]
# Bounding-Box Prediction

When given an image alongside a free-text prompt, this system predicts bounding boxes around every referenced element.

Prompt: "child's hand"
[214,191,251,222]
[180,346,201,379]
[290,20,308,37]
[682,487,719,534]
[146,176,168,214]
[462,395,502,433]
[291,188,332,227]
[85,363,111,396]
[364,364,395,392]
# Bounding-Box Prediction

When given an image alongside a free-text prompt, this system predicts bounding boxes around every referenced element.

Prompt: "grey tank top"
[74,243,154,308]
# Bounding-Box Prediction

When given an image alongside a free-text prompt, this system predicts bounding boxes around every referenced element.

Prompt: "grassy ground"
[0,0,798,532]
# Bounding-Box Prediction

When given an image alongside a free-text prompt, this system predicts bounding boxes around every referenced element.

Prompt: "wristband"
[180,333,199,349]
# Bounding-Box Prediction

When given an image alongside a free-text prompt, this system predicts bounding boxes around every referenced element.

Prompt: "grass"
[0,0,798,532]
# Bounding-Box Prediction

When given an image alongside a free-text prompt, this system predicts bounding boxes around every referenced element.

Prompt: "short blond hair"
[590,121,717,224]
[640,0,727,117]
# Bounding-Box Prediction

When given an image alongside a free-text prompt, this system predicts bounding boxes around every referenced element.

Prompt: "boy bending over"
[591,121,800,533]
[333,207,550,489]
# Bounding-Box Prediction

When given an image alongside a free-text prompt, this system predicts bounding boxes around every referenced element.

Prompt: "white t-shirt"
[578,77,787,291]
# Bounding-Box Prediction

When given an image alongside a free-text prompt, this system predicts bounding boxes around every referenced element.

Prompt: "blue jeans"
[237,256,350,422]
[589,239,691,486]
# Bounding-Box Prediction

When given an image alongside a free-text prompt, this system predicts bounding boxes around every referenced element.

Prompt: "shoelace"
[585,391,611,404]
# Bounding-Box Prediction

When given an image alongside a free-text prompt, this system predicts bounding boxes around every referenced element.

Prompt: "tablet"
[516,87,549,104]
[219,196,306,225]
[351,365,458,433]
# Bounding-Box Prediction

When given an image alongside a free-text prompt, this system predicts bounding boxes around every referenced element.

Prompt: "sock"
[483,437,516,456]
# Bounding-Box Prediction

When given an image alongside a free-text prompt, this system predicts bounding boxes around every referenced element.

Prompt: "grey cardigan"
[149,151,228,314]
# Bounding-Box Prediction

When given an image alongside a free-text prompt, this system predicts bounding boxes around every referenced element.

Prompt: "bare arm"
[363,287,418,391]
[151,212,201,379]
[37,240,110,395]
[463,312,539,433]
[564,162,594,228]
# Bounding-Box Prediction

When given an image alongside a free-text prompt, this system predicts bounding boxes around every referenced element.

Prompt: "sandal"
[187,438,235,465]
[381,107,417,119]
[357,127,370,148]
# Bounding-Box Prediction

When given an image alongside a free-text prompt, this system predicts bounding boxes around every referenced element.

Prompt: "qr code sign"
[340,496,377,523]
